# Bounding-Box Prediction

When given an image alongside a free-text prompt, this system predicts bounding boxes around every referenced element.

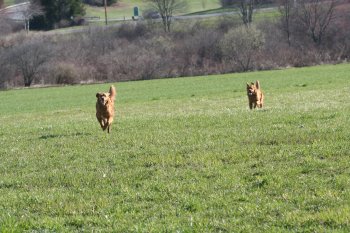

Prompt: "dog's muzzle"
[99,98,107,105]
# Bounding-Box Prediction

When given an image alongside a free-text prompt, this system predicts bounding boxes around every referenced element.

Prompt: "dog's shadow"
[258,108,269,112]
[39,132,91,140]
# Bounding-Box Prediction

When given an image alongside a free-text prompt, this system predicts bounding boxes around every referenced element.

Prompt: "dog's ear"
[246,83,250,87]
[96,93,101,98]
[255,80,260,89]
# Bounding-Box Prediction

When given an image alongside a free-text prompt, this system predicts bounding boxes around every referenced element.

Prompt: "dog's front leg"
[107,117,113,133]
[97,116,105,130]
[102,119,109,131]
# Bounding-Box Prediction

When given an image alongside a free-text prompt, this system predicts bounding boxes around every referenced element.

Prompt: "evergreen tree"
[31,0,85,30]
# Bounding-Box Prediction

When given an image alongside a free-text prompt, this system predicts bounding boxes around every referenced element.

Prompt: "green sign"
[134,6,139,16]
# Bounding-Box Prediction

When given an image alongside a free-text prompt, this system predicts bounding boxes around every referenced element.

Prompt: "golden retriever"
[246,80,264,109]
[96,85,116,133]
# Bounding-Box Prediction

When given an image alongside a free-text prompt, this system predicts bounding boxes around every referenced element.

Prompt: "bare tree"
[296,0,337,45]
[104,0,107,25]
[10,39,50,87]
[147,0,186,32]
[278,0,294,46]
[20,0,43,33]
[237,0,258,26]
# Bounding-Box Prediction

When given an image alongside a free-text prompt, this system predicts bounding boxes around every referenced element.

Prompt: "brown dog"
[246,80,264,109]
[96,85,116,133]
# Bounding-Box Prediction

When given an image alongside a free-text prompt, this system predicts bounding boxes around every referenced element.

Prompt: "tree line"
[0,0,349,88]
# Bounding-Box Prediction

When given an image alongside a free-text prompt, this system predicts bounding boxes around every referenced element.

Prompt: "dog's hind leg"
[260,94,264,108]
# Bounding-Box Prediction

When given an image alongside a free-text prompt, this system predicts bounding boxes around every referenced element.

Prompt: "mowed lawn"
[0,64,350,231]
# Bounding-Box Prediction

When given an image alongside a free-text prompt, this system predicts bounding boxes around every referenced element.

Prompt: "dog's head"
[96,85,116,106]
[96,92,111,106]
[246,80,260,96]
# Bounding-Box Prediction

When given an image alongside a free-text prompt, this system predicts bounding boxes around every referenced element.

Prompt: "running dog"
[246,80,264,109]
[96,85,116,133]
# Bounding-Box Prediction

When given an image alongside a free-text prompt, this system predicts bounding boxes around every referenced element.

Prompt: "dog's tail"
[109,85,116,101]
[255,80,261,89]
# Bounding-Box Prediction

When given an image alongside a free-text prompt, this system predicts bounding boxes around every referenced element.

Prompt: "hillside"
[84,0,221,19]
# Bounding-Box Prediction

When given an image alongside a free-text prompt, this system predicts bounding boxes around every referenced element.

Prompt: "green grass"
[2,0,219,18]
[3,0,15,7]
[1,63,350,231]
[85,0,220,19]
[185,3,276,16]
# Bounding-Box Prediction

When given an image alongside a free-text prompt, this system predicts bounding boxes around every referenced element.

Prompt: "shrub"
[116,23,148,41]
[142,9,161,19]
[220,25,265,71]
[98,43,165,81]
[172,27,224,76]
[53,63,79,85]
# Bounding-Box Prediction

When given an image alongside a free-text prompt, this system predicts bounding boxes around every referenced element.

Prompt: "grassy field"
[3,0,15,7]
[2,0,219,16]
[1,63,350,231]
